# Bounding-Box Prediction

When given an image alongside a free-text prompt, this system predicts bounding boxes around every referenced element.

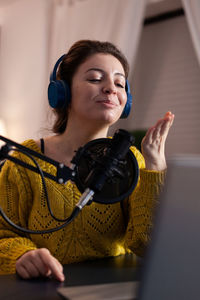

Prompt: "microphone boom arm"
[0,135,74,184]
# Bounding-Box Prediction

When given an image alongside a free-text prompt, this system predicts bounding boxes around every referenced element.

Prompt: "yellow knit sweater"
[0,139,165,274]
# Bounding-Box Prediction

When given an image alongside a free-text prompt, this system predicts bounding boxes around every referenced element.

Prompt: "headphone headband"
[50,55,65,82]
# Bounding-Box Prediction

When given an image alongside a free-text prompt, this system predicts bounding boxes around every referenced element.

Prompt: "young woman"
[0,40,174,282]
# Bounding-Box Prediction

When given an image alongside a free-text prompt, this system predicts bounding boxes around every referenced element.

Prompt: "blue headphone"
[48,55,132,119]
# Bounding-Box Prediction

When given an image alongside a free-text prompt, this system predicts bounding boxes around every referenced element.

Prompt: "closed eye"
[116,83,125,88]
[88,79,101,83]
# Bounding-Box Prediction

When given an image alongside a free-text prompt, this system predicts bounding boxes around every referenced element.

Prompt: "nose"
[102,80,117,94]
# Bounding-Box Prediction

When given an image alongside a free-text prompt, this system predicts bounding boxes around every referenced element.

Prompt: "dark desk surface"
[0,254,141,300]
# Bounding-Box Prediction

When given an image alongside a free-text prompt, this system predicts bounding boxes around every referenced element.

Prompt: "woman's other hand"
[141,111,175,171]
[16,248,65,281]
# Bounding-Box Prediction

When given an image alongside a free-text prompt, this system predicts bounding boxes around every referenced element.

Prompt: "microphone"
[74,129,139,208]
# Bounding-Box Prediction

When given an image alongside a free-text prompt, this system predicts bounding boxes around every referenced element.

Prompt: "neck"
[45,122,110,167]
[62,122,109,151]
[65,114,110,146]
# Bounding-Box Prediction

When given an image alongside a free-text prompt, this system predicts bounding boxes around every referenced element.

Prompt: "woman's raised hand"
[141,111,175,171]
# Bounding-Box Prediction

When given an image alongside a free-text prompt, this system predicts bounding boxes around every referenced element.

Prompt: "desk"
[0,254,141,300]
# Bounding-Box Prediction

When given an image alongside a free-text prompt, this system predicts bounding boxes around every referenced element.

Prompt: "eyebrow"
[85,68,125,78]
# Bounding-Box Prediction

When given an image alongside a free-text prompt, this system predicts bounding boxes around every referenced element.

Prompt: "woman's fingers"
[16,249,49,278]
[141,111,175,171]
[149,112,174,144]
[152,120,164,141]
[142,126,155,145]
[16,263,33,279]
[160,112,174,137]
[19,260,43,278]
[16,248,65,282]
[38,248,64,281]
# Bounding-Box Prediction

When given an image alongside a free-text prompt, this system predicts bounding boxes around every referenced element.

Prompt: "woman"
[0,40,174,282]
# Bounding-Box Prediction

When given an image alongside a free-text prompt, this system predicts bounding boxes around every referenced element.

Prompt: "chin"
[85,109,122,126]
[97,113,120,126]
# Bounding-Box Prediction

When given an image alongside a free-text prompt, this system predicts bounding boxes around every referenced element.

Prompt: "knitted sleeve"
[124,146,166,257]
[0,156,37,274]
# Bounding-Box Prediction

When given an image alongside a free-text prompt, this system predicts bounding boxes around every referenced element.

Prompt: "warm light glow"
[0,119,7,148]
[0,119,7,136]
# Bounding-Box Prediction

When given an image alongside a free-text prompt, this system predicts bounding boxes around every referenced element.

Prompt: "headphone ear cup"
[48,54,71,109]
[48,79,71,108]
[120,80,132,119]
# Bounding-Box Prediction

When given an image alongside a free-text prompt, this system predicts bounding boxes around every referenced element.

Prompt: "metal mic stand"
[0,135,75,184]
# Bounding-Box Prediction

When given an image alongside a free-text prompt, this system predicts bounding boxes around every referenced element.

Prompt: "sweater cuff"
[2,239,37,274]
[140,168,166,181]
[138,168,166,196]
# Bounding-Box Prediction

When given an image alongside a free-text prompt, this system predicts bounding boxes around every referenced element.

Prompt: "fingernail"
[60,274,65,281]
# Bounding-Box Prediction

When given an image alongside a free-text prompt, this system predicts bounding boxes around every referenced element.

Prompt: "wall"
[114,13,200,156]
[0,0,51,142]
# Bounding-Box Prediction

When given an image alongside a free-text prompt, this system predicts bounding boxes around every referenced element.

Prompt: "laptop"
[58,154,200,300]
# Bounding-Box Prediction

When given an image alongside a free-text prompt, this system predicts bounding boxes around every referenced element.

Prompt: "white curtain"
[48,0,147,81]
[48,0,147,133]
[181,0,200,66]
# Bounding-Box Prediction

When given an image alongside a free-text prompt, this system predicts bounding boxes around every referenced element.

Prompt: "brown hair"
[52,39,129,134]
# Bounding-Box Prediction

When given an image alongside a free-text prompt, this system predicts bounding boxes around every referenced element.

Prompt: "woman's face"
[69,53,127,127]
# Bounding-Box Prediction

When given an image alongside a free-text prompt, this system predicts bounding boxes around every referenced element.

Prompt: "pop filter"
[74,130,139,204]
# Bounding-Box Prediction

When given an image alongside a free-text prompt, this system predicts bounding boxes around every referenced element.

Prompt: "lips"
[96,98,118,106]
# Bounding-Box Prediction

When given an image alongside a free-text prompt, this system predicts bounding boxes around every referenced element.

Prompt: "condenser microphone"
[74,129,139,208]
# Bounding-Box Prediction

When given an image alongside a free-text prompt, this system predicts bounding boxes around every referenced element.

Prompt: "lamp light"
[0,119,7,147]
[0,119,7,136]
